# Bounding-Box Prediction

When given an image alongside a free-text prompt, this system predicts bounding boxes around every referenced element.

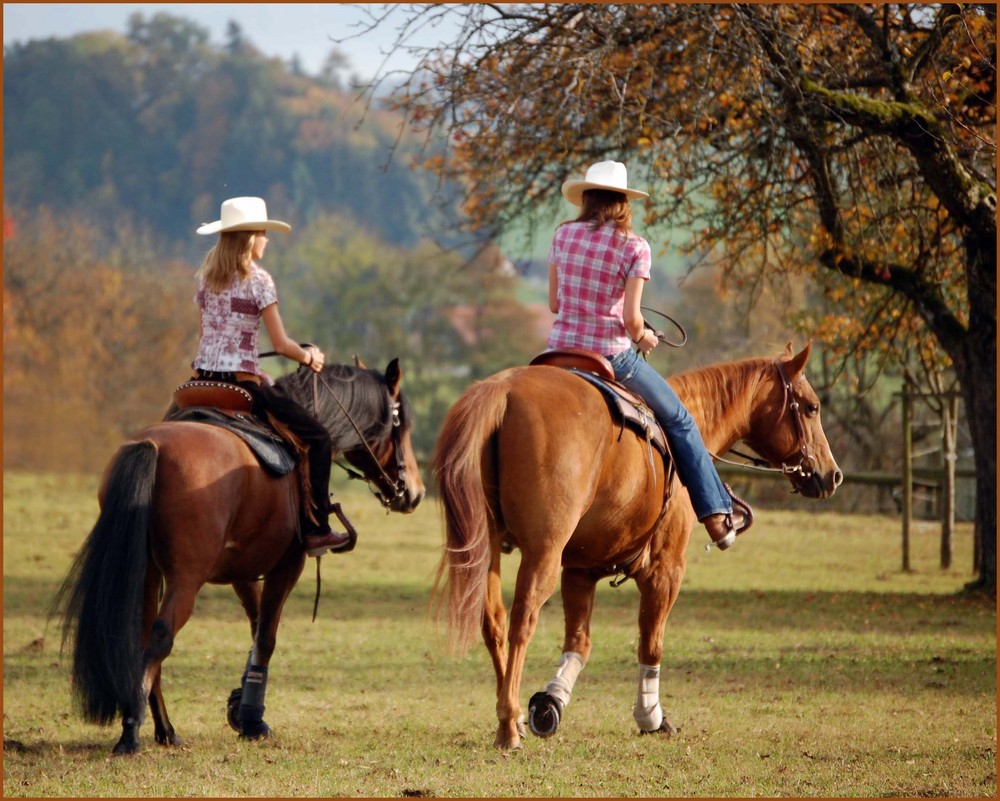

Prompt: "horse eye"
[806,403,820,417]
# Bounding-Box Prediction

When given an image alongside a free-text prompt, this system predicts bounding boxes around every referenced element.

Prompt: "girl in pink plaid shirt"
[548,162,749,550]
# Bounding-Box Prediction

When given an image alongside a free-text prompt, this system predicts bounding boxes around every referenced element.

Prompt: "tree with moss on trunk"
[361,3,996,592]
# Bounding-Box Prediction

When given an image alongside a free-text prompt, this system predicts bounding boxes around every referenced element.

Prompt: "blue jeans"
[608,348,731,520]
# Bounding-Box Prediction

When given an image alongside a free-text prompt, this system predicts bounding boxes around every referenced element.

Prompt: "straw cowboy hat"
[561,161,649,206]
[196,196,291,235]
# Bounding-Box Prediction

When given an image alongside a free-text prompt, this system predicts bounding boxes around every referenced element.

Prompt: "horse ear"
[783,341,813,382]
[385,358,402,398]
[354,354,366,369]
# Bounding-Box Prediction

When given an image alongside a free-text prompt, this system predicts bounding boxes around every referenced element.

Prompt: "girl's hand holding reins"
[303,345,325,372]
[634,328,657,357]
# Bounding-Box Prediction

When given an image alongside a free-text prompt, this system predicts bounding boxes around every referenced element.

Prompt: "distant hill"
[2,12,456,260]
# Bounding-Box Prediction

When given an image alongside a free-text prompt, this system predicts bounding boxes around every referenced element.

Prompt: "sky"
[2,3,456,82]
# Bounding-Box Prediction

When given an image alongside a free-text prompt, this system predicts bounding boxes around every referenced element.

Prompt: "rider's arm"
[623,276,655,352]
[548,263,560,314]
[260,303,324,371]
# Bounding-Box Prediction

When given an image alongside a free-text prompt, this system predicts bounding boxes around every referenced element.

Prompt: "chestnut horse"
[433,344,841,749]
[57,359,425,755]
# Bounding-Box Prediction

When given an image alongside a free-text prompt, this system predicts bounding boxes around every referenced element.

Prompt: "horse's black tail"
[54,440,157,725]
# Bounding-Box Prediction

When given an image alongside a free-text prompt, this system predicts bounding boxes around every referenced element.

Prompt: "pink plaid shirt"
[547,221,652,355]
[192,262,278,376]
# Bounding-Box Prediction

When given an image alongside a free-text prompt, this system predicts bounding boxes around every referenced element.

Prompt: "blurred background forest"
[3,10,974,521]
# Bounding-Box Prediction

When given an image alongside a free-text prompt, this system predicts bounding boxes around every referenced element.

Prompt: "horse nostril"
[834,469,844,488]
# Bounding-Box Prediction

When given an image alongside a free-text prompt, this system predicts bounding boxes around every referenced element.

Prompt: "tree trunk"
[960,233,997,594]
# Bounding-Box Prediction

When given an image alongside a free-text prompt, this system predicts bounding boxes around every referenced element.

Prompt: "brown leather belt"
[192,369,262,386]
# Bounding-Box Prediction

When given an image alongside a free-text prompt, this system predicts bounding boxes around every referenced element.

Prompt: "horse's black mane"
[275,363,412,453]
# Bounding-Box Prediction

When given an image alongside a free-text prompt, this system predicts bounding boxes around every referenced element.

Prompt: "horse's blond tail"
[432,375,510,655]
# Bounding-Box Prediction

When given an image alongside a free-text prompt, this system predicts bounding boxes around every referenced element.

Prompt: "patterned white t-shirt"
[192,262,278,375]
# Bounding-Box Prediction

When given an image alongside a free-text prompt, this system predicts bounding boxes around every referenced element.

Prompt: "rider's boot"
[302,525,352,556]
[701,483,754,551]
[301,496,351,556]
[701,512,742,550]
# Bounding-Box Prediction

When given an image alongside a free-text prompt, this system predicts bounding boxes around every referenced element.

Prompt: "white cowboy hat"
[561,161,649,206]
[196,196,291,235]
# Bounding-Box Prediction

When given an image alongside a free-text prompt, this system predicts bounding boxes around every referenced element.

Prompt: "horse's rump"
[129,422,300,582]
[433,367,672,650]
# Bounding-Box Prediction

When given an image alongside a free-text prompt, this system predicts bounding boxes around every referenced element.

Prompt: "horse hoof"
[239,720,271,740]
[639,718,679,736]
[492,733,523,750]
[154,729,183,747]
[527,692,562,738]
[112,739,141,756]
[226,688,243,732]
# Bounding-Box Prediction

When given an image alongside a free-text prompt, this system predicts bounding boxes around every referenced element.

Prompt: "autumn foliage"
[3,209,196,471]
[379,3,996,588]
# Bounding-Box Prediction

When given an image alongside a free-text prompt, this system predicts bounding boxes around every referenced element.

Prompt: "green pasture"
[3,470,995,798]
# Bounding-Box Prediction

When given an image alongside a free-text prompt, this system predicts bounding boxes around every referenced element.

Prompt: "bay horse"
[56,359,425,755]
[432,343,842,749]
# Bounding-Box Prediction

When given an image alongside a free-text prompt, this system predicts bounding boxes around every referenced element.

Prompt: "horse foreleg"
[236,556,305,741]
[528,568,596,738]
[224,580,263,732]
[495,552,562,750]
[632,559,686,735]
[232,580,261,639]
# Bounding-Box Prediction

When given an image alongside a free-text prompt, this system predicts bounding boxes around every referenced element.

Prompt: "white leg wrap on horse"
[544,651,585,709]
[633,663,664,731]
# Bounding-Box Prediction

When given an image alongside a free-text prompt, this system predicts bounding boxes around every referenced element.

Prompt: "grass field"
[3,469,996,798]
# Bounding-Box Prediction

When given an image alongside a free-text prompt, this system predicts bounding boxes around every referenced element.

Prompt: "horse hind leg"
[137,565,182,748]
[109,567,160,755]
[112,620,170,755]
[129,618,179,753]
[494,551,563,750]
[528,567,596,738]
[481,546,508,697]
[115,581,198,754]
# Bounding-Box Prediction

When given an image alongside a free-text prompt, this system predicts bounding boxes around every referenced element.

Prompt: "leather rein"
[711,359,817,489]
[309,370,408,510]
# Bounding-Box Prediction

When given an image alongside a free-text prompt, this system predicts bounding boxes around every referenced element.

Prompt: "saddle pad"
[567,369,670,458]
[165,407,297,476]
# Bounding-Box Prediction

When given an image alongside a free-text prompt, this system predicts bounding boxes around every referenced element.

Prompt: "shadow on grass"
[14,571,994,632]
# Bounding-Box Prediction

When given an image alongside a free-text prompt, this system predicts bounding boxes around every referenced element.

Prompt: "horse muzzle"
[376,480,424,513]
[794,467,843,500]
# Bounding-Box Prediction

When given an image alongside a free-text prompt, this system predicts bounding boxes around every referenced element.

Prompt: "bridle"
[712,359,817,488]
[310,371,409,509]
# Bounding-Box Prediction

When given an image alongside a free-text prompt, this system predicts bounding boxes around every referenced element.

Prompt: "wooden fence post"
[901,383,912,573]
[941,394,958,569]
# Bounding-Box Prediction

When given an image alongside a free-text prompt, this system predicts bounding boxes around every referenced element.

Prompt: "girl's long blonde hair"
[563,189,634,238]
[197,231,256,292]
